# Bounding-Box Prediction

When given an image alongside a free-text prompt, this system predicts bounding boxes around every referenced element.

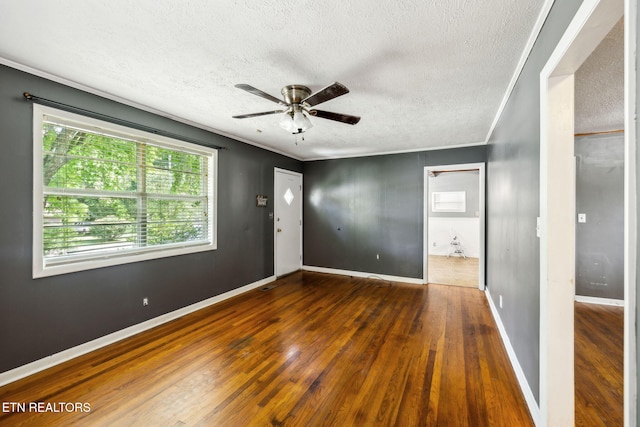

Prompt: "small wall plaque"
[256,195,268,207]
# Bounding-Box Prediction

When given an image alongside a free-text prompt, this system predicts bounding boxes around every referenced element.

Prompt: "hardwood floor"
[428,255,479,288]
[0,272,532,426]
[575,302,624,427]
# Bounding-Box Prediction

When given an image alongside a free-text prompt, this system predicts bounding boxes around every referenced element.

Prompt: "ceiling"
[0,0,612,160]
[575,18,624,135]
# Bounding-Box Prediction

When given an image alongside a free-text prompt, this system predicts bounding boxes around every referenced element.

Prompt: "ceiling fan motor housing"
[281,85,311,105]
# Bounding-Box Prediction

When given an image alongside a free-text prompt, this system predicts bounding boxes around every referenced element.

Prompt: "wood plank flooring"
[428,255,479,288]
[575,301,624,427]
[0,272,532,426]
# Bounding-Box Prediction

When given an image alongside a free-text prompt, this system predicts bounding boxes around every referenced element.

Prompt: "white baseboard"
[485,289,540,426]
[574,295,624,306]
[0,275,276,387]
[302,265,424,285]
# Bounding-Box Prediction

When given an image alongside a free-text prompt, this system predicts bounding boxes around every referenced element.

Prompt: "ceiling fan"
[232,82,360,134]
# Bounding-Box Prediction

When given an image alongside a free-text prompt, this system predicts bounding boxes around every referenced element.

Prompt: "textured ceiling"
[575,18,624,135]
[0,0,551,160]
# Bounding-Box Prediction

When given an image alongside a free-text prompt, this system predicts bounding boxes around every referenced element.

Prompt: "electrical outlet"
[376,254,380,260]
[499,295,503,309]
[143,297,149,306]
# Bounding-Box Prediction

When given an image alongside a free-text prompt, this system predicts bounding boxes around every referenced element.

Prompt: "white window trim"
[32,104,217,278]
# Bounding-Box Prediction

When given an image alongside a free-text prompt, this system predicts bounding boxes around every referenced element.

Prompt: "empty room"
[0,0,638,426]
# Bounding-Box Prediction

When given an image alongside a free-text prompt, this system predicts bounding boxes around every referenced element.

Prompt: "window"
[432,191,466,213]
[33,105,217,278]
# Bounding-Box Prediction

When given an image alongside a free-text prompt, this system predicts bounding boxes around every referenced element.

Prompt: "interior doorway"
[424,163,485,290]
[538,0,629,424]
[572,16,625,426]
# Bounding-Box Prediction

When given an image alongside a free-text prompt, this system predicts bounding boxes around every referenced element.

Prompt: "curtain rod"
[23,92,227,151]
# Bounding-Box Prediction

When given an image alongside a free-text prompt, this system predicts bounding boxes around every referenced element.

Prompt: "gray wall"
[575,133,624,300]
[0,64,302,373]
[303,147,485,279]
[428,170,480,218]
[486,0,583,403]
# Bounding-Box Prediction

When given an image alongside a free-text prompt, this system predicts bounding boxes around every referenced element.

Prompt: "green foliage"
[146,199,204,245]
[146,145,204,196]
[42,122,207,257]
[90,216,136,243]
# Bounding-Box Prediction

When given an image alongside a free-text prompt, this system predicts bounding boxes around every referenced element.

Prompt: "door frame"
[539,0,632,424]
[423,162,486,290]
[274,168,303,277]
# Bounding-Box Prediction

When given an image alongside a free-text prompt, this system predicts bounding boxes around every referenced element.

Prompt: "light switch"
[578,213,586,223]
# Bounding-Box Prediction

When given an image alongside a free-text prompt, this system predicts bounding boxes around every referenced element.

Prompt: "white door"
[275,169,302,277]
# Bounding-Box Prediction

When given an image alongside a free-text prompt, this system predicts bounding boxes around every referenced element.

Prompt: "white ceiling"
[575,18,624,135]
[1,0,553,160]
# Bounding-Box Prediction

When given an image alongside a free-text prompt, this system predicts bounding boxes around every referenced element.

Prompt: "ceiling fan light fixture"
[279,112,297,133]
[293,109,313,131]
[279,107,312,134]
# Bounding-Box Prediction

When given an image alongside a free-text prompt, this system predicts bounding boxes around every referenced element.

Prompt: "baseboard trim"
[485,289,540,426]
[574,295,624,306]
[302,265,424,285]
[0,275,276,387]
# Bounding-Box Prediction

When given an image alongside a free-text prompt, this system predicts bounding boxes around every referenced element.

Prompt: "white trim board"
[623,0,638,425]
[0,275,276,388]
[575,295,625,306]
[485,289,540,426]
[302,265,424,285]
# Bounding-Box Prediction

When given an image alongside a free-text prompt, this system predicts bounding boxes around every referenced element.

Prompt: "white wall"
[428,217,480,258]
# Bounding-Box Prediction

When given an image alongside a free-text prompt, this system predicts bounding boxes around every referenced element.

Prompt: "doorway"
[424,163,485,290]
[539,0,630,424]
[274,168,303,277]
[573,17,625,426]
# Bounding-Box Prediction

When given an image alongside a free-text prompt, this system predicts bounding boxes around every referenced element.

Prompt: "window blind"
[40,115,212,264]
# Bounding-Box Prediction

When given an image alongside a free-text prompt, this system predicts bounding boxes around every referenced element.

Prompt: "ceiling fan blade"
[235,84,286,105]
[310,109,361,125]
[232,110,285,119]
[302,82,350,107]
